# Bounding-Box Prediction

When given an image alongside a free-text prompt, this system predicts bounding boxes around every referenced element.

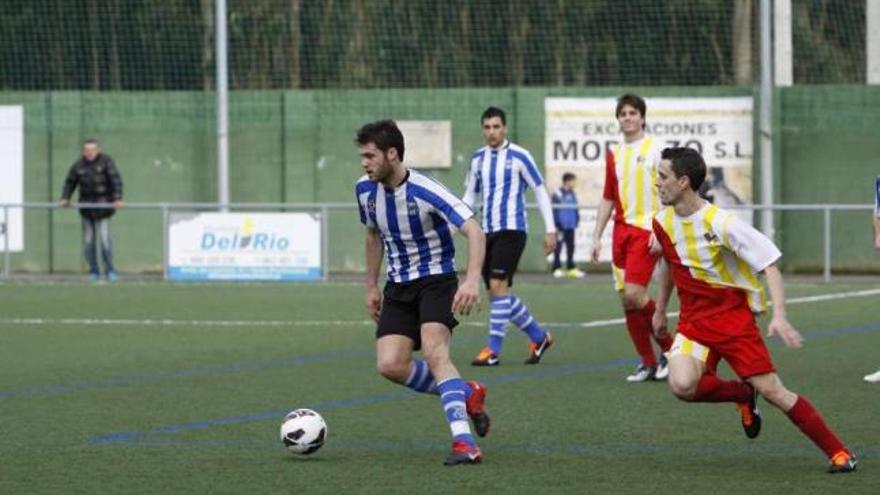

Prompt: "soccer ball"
[280,409,327,455]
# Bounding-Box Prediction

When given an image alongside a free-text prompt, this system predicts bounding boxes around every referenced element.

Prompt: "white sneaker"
[626,364,656,382]
[552,269,565,278]
[654,355,669,381]
[566,268,586,279]
[864,370,880,383]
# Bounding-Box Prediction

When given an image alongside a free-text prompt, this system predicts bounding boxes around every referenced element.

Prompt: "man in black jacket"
[60,139,124,281]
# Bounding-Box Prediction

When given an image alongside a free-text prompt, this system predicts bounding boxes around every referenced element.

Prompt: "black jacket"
[61,153,124,219]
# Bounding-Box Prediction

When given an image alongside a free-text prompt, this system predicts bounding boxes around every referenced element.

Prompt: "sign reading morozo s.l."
[167,213,321,281]
[544,97,754,262]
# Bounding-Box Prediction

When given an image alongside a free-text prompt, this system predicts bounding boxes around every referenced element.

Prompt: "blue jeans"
[552,229,576,270]
[82,216,115,275]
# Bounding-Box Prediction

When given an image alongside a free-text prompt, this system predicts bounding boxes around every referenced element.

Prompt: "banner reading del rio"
[167,212,322,281]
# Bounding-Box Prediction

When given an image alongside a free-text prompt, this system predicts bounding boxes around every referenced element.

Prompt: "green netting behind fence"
[0,0,868,91]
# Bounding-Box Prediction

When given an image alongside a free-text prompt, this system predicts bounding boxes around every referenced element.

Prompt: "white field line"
[1,288,878,330]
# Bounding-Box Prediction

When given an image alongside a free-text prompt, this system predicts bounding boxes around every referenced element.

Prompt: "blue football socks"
[488,295,511,355]
[436,377,476,447]
[510,295,546,344]
[404,359,437,394]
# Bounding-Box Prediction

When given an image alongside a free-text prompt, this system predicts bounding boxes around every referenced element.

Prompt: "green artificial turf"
[1,279,878,494]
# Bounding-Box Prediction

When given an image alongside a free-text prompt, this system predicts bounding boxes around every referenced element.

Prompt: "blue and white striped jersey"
[356,169,474,283]
[462,140,555,234]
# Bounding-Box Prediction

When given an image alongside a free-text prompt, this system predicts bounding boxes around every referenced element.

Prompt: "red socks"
[785,396,847,458]
[624,299,658,367]
[692,374,753,403]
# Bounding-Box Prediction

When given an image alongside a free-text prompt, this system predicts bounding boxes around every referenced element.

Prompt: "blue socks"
[404,359,437,394]
[510,295,546,344]
[403,360,473,400]
[488,295,512,355]
[436,377,476,447]
[488,294,546,354]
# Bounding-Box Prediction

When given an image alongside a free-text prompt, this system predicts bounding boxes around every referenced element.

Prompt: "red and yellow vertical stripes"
[614,136,660,231]
[657,204,768,313]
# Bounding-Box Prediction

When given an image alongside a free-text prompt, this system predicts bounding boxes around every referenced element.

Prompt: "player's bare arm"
[652,259,673,339]
[364,227,384,322]
[533,185,557,255]
[543,232,556,255]
[452,218,484,316]
[591,198,614,263]
[763,263,804,349]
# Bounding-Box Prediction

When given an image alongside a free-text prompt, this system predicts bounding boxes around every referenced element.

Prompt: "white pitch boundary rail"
[0,202,874,282]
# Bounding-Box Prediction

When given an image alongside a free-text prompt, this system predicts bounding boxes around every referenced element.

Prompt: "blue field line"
[6,320,880,402]
[87,320,880,447]
[0,318,632,402]
[798,322,880,341]
[0,350,373,401]
[91,391,411,444]
[90,358,643,445]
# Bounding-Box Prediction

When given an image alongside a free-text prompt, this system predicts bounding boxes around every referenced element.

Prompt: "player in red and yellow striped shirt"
[591,94,672,382]
[651,147,856,474]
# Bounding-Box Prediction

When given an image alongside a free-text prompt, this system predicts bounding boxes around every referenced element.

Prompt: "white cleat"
[864,369,880,383]
[552,269,565,278]
[654,355,669,381]
[626,364,656,382]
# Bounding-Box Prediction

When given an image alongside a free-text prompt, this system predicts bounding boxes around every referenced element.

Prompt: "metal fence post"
[162,205,169,280]
[823,207,832,282]
[321,205,329,282]
[3,205,10,278]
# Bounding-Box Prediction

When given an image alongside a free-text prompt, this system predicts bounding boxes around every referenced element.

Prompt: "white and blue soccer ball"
[280,409,327,455]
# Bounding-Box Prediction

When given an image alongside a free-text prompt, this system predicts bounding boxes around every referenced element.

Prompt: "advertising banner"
[167,212,321,281]
[0,106,24,252]
[545,97,753,262]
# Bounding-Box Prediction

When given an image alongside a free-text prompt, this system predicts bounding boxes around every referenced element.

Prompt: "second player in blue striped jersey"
[356,171,473,283]
[462,138,556,236]
[464,107,557,368]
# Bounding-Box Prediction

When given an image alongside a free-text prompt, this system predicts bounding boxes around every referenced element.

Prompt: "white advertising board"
[545,97,754,262]
[0,106,24,252]
[167,212,321,281]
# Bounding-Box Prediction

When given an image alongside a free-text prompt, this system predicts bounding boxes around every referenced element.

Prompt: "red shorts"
[611,222,657,291]
[677,308,776,379]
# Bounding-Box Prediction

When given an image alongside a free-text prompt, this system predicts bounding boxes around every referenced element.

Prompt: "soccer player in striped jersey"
[591,94,673,382]
[354,120,490,466]
[864,175,880,383]
[463,106,557,366]
[651,147,856,474]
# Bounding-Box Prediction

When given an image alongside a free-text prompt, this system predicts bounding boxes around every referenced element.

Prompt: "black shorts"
[376,273,459,351]
[482,230,527,288]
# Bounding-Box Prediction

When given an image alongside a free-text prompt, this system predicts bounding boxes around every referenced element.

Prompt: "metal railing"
[1,202,875,282]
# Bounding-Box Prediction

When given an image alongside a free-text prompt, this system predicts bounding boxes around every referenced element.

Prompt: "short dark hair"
[661,147,706,191]
[562,172,576,182]
[83,138,100,146]
[481,106,506,125]
[615,93,647,128]
[355,120,405,161]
